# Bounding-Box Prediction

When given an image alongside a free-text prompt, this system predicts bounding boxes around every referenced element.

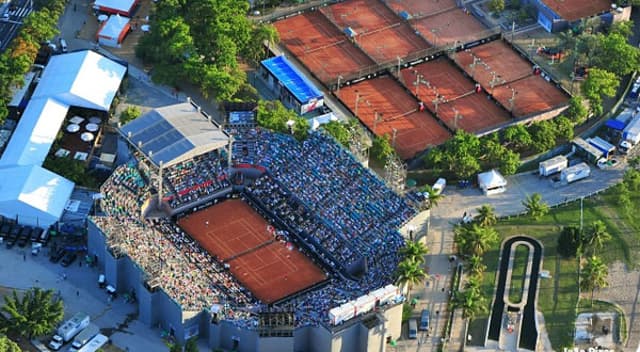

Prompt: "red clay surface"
[321,0,429,62]
[338,76,451,159]
[540,0,611,22]
[399,59,510,132]
[492,75,569,117]
[177,199,327,303]
[455,40,533,89]
[415,9,490,47]
[386,0,457,17]
[274,11,375,83]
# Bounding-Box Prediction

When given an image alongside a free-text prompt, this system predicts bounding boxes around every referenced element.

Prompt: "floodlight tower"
[384,152,407,194]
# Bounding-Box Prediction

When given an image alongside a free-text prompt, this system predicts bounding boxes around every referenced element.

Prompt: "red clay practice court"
[320,0,429,62]
[414,8,491,47]
[492,75,569,117]
[399,58,510,132]
[386,0,458,17]
[177,199,327,304]
[274,11,375,83]
[338,77,451,159]
[541,0,611,22]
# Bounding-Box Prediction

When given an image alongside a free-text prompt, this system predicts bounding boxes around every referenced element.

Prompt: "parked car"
[61,252,77,267]
[50,248,66,263]
[5,236,16,248]
[30,227,43,242]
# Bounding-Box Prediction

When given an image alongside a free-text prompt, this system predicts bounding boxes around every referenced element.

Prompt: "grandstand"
[89,104,415,350]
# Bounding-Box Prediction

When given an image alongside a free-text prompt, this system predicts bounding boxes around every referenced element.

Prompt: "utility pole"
[509,87,517,112]
[336,75,343,95]
[453,107,462,130]
[391,128,398,147]
[397,56,402,77]
[354,90,361,117]
[373,112,383,133]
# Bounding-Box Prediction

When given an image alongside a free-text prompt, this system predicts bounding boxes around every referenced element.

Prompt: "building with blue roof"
[260,55,324,115]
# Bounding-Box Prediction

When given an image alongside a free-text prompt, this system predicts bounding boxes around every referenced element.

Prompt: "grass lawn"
[508,244,529,304]
[467,184,640,350]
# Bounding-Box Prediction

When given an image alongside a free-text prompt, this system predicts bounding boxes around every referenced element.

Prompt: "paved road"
[0,0,32,51]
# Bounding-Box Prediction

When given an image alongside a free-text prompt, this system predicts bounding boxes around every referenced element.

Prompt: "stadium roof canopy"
[261,55,322,104]
[120,102,230,168]
[33,50,127,111]
[0,165,75,227]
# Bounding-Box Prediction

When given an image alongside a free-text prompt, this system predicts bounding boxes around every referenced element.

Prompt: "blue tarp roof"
[605,119,626,131]
[261,56,323,104]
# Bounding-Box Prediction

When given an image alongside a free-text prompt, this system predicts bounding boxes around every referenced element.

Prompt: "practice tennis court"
[492,75,569,118]
[415,8,490,47]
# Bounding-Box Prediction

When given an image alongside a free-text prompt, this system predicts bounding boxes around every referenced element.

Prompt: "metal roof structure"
[120,102,230,168]
[261,55,323,104]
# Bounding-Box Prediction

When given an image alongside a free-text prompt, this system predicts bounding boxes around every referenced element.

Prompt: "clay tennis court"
[455,40,533,89]
[385,0,457,17]
[338,76,451,159]
[541,0,610,22]
[492,75,569,117]
[274,11,375,83]
[321,0,428,62]
[414,9,490,47]
[399,58,510,132]
[177,199,327,303]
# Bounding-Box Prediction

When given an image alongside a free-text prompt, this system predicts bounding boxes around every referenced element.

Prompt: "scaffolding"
[348,121,371,165]
[384,153,406,194]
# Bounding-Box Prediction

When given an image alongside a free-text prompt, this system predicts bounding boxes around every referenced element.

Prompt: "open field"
[468,185,640,350]
[337,76,451,159]
[508,244,529,304]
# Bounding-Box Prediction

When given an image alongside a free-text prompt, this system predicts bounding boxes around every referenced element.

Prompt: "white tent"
[32,50,127,111]
[97,15,130,48]
[477,169,507,195]
[0,97,69,167]
[0,165,74,227]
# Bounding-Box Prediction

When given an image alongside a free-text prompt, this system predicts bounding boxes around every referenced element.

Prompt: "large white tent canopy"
[478,169,507,195]
[0,165,75,227]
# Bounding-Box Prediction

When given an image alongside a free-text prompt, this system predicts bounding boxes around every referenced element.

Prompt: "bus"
[408,319,418,339]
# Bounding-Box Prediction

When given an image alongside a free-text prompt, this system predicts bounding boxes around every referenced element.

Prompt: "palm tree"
[422,185,444,208]
[452,284,488,334]
[584,220,611,254]
[1,288,64,339]
[395,259,428,298]
[580,255,609,306]
[454,223,499,257]
[0,335,20,352]
[474,204,497,228]
[399,240,429,264]
[467,255,487,275]
[522,193,549,220]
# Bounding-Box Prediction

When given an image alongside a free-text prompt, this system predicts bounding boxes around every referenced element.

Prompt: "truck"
[538,155,568,177]
[70,323,100,350]
[587,136,616,159]
[620,114,640,153]
[48,312,90,350]
[77,334,108,352]
[560,162,590,184]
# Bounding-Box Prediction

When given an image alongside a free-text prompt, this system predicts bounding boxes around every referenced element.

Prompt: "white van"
[432,178,446,195]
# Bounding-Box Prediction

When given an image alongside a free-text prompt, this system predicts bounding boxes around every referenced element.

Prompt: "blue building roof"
[261,56,323,104]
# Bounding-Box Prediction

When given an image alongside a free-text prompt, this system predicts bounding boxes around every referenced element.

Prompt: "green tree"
[1,288,64,339]
[120,105,142,125]
[522,193,549,220]
[583,68,619,116]
[291,116,310,141]
[502,124,532,150]
[454,223,499,257]
[557,225,582,258]
[371,134,394,162]
[241,23,280,65]
[0,335,20,352]
[554,115,574,141]
[400,240,429,264]
[395,259,427,297]
[322,121,351,147]
[580,255,608,306]
[529,120,557,153]
[623,168,640,191]
[593,33,640,77]
[420,184,444,208]
[43,156,98,188]
[583,220,611,254]
[169,342,183,352]
[256,100,298,134]
[488,0,505,13]
[185,336,199,352]
[474,204,497,227]
[467,255,487,276]
[610,20,634,39]
[430,130,482,179]
[565,96,588,124]
[615,182,632,213]
[452,279,487,334]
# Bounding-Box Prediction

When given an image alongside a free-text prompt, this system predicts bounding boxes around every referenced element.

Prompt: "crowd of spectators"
[162,150,231,209]
[94,128,417,328]
[227,126,260,166]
